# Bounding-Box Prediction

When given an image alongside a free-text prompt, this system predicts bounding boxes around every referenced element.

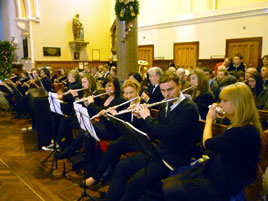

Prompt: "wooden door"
[138,45,154,67]
[174,42,199,69]
[226,37,262,68]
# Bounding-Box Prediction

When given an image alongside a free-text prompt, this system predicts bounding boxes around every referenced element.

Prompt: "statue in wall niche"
[10,36,19,63]
[72,13,84,41]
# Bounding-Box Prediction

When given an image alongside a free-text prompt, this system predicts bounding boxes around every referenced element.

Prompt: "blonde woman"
[163,82,261,201]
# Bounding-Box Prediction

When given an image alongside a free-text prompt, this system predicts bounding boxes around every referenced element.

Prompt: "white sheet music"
[73,103,100,141]
[48,92,64,115]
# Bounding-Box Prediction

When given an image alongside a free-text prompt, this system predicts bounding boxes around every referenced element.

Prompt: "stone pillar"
[116,17,138,81]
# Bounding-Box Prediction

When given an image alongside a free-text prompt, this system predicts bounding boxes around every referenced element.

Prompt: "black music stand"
[74,103,98,201]
[42,92,64,176]
[107,114,173,171]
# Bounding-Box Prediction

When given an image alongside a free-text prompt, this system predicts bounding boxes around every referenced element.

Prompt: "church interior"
[0,0,268,200]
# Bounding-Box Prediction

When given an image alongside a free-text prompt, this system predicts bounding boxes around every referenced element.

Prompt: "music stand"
[42,92,64,176]
[74,103,98,201]
[107,114,174,171]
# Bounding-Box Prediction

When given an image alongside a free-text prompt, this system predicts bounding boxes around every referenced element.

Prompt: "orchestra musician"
[141,67,164,106]
[83,79,147,187]
[189,69,214,120]
[162,82,261,201]
[54,75,124,173]
[102,71,201,201]
[39,67,52,92]
[54,67,68,86]
[48,67,57,83]
[42,70,83,151]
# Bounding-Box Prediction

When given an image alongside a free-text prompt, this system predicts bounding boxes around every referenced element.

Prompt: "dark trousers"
[55,115,79,144]
[92,136,134,181]
[105,152,171,201]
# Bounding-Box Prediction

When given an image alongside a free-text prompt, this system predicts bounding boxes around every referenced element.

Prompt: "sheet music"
[107,114,149,139]
[48,92,64,115]
[73,103,100,141]
[107,114,173,170]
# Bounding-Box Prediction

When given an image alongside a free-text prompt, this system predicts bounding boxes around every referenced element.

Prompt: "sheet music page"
[48,92,64,115]
[73,103,100,141]
[107,114,149,139]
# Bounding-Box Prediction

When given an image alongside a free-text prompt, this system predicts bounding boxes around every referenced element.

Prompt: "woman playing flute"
[83,79,148,187]
[162,82,261,201]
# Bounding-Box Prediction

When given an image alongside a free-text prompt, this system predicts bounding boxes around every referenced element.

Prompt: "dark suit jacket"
[143,98,201,169]
[147,85,164,104]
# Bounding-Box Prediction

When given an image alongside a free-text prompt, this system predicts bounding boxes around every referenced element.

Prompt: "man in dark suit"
[141,67,164,104]
[103,71,201,201]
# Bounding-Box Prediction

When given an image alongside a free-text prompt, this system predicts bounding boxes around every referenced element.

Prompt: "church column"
[116,17,138,81]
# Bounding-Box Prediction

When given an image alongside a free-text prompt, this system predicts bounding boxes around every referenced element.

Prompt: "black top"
[143,98,201,168]
[40,76,52,92]
[192,91,214,120]
[204,125,261,195]
[63,80,82,103]
[227,63,245,72]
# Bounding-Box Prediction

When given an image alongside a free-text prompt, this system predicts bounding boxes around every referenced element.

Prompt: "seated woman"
[128,72,146,95]
[42,72,94,151]
[248,72,268,110]
[84,79,147,187]
[189,69,214,119]
[55,76,124,163]
[162,82,261,201]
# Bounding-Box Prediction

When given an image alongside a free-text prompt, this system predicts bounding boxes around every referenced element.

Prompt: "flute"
[90,96,139,120]
[74,91,113,103]
[181,84,197,93]
[63,88,87,95]
[208,105,225,115]
[116,97,179,116]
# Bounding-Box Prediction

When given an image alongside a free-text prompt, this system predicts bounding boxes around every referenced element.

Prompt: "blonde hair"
[122,79,141,94]
[220,82,262,133]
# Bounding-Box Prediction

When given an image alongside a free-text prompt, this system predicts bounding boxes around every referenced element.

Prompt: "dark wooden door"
[174,42,199,69]
[226,37,262,68]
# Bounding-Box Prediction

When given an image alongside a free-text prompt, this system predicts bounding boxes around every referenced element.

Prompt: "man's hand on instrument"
[136,103,150,120]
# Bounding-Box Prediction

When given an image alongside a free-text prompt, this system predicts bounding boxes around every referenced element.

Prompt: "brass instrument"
[115,97,179,116]
[90,96,139,120]
[74,91,113,103]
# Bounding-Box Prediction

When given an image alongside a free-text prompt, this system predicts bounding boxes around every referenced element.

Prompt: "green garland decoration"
[0,41,14,81]
[115,0,139,23]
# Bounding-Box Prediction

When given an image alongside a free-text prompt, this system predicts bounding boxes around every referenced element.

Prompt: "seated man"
[227,53,245,72]
[103,71,201,201]
[141,67,164,104]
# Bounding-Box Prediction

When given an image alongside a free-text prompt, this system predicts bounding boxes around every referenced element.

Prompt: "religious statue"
[72,13,84,41]
[10,36,19,63]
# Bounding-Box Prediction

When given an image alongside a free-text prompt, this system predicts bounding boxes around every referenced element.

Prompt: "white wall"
[1,0,23,59]
[138,2,268,59]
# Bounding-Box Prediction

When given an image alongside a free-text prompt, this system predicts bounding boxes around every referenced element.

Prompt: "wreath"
[0,41,14,81]
[115,0,139,23]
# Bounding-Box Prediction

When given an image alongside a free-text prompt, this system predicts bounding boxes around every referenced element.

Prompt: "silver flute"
[74,91,113,103]
[90,96,139,120]
[63,88,87,95]
[115,97,179,116]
